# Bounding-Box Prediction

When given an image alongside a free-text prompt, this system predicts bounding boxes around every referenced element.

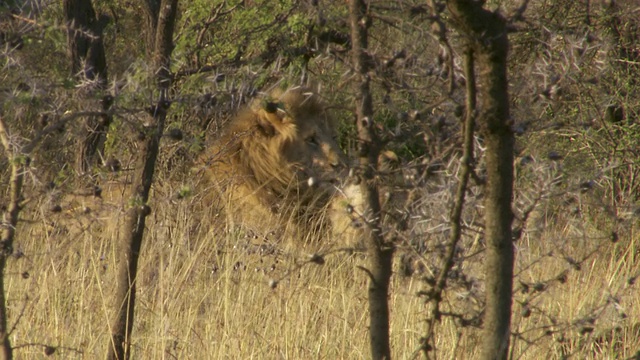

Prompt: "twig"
[418,46,477,358]
[23,111,108,154]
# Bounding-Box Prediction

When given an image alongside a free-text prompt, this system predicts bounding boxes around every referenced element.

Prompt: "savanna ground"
[2,0,640,359]
[7,153,640,359]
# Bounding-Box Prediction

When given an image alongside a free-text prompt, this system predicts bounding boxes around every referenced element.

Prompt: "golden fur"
[200,87,348,237]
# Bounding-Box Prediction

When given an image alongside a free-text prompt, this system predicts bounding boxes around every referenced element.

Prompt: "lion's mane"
[201,87,347,235]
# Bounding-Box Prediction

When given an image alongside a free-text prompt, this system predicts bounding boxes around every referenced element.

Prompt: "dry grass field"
[2,0,640,358]
[5,165,639,359]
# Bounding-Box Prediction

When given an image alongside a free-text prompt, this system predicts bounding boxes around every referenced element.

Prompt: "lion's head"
[201,86,348,233]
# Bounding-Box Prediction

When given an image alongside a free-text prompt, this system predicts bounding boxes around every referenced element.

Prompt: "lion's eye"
[306,136,318,146]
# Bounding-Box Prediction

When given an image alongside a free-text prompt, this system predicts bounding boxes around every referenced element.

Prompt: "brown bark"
[0,261,11,360]
[64,0,108,82]
[348,1,393,359]
[0,117,22,360]
[64,0,112,175]
[445,1,515,359]
[105,1,178,359]
[142,0,163,58]
[76,95,113,175]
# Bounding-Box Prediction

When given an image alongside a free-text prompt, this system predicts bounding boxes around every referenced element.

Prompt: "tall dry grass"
[5,168,640,359]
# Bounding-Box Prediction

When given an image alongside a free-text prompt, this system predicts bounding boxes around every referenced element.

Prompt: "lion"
[200,86,351,241]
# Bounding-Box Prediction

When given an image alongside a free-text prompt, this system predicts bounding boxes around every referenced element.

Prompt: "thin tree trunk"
[77,95,113,175]
[0,260,11,360]
[64,0,111,175]
[0,117,23,360]
[421,46,477,356]
[142,0,162,58]
[348,1,393,359]
[64,0,107,79]
[446,1,515,359]
[105,1,178,359]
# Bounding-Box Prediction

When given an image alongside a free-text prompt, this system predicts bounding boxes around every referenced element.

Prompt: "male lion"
[200,86,351,241]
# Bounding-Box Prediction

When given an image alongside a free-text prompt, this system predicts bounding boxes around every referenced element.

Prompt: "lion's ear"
[254,105,274,137]
[256,102,296,140]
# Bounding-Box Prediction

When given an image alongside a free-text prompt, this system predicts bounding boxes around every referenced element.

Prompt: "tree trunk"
[0,117,23,360]
[348,1,393,359]
[76,95,113,175]
[64,0,108,82]
[421,46,477,356]
[446,1,515,359]
[142,0,163,58]
[64,0,112,175]
[105,1,178,359]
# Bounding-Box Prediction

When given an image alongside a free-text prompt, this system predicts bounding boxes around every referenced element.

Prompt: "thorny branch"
[417,46,477,359]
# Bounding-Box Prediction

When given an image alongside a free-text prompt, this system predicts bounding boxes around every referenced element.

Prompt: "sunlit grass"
[6,179,640,359]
